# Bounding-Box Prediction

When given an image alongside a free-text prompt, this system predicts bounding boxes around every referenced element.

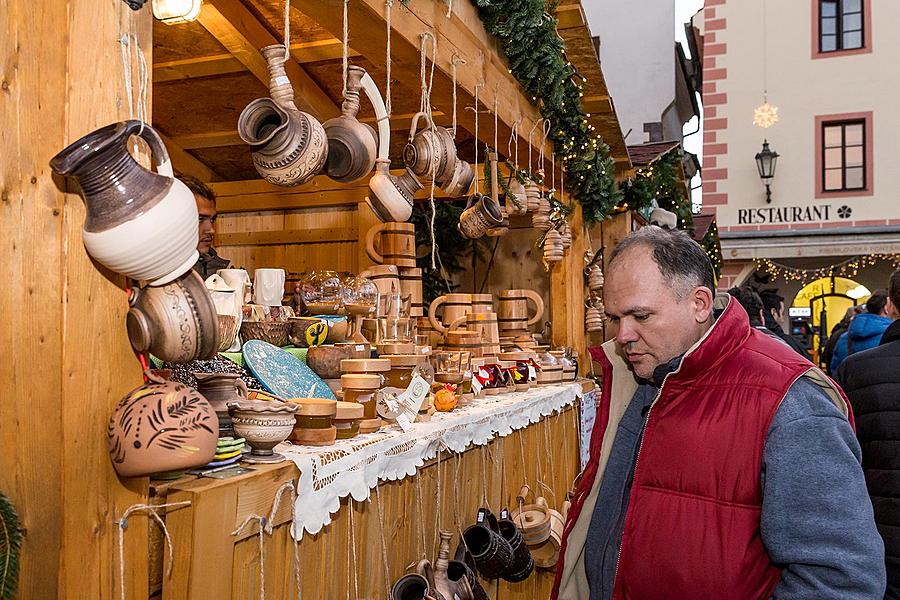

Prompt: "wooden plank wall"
[163,403,582,600]
[0,0,151,598]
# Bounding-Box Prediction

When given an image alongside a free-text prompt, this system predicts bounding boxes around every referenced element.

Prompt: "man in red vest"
[552,227,884,599]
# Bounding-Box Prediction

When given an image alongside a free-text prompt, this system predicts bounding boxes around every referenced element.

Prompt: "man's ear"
[886,297,898,320]
[692,286,714,323]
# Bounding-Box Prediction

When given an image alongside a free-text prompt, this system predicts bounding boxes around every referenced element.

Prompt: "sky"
[676,0,705,209]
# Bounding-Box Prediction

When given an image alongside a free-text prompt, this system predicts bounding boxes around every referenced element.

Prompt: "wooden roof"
[151,0,630,183]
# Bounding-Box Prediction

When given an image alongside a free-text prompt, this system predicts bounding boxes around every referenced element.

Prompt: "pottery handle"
[122,120,174,178]
[516,484,531,504]
[523,289,546,327]
[428,295,449,334]
[408,111,427,144]
[365,223,386,264]
[234,378,249,399]
[359,71,390,160]
[447,315,468,332]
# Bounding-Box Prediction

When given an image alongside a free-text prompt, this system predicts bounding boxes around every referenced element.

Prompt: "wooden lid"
[360,264,399,277]
[387,353,425,368]
[334,401,364,420]
[341,373,383,390]
[377,342,416,355]
[286,398,338,416]
[498,360,517,368]
[341,358,391,373]
[499,352,533,361]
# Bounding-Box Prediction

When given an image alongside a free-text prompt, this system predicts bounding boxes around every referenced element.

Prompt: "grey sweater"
[585,371,885,599]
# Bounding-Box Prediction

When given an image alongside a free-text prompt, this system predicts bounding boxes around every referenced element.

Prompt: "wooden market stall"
[1,0,632,598]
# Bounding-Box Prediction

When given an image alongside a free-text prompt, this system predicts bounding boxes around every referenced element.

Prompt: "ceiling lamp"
[152,0,202,24]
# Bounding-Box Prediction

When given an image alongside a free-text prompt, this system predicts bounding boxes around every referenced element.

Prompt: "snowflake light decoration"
[753,102,779,129]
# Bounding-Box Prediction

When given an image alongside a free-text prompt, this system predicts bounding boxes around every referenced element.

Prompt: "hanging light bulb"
[152,0,202,24]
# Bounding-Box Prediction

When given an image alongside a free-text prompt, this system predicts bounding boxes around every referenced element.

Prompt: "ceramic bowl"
[288,316,328,347]
[217,314,238,352]
[306,344,355,380]
[240,321,290,347]
[126,269,220,363]
[227,399,297,461]
[108,371,218,477]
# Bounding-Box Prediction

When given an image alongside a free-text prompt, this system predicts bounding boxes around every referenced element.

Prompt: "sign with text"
[737,204,842,225]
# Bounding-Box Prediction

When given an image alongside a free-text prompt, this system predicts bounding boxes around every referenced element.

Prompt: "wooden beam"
[295,0,554,176]
[153,39,361,83]
[171,111,451,150]
[556,4,586,30]
[582,95,613,115]
[158,132,221,182]
[197,0,340,120]
[215,227,359,246]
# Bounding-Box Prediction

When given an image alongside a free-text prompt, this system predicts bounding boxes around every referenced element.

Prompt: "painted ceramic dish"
[242,340,336,400]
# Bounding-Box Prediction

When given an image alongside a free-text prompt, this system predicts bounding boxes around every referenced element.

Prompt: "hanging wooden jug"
[322,65,378,183]
[524,178,541,212]
[532,194,552,231]
[237,45,328,187]
[560,222,572,249]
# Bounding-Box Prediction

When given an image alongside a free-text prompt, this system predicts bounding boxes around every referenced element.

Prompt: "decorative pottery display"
[497,511,534,582]
[237,45,327,186]
[367,159,421,223]
[253,268,286,307]
[458,193,504,239]
[285,398,338,446]
[240,321,291,347]
[430,531,476,600]
[126,269,219,363]
[216,314,238,352]
[316,315,349,343]
[227,399,297,463]
[391,573,436,600]
[107,371,217,477]
[49,120,199,285]
[366,222,417,268]
[448,544,489,600]
[463,508,515,580]
[194,371,249,431]
[403,111,456,183]
[218,268,252,305]
[497,289,545,336]
[288,316,329,347]
[322,66,378,183]
[242,340,336,400]
[441,158,476,198]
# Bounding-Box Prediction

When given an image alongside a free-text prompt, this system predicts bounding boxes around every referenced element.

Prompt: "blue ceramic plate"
[242,340,336,400]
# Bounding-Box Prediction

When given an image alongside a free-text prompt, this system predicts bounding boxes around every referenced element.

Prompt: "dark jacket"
[837,320,900,600]
[764,314,811,360]
[823,321,850,374]
[193,247,231,279]
[831,312,893,373]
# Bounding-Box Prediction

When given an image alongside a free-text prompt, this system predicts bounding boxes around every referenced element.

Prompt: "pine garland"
[467,0,622,222]
[0,492,22,600]
[621,150,694,232]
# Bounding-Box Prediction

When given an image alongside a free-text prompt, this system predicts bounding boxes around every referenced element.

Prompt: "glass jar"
[298,270,345,315]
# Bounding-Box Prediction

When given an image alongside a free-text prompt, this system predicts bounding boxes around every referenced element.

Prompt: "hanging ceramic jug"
[108,370,218,477]
[392,572,440,600]
[440,158,476,198]
[403,112,456,184]
[462,508,515,580]
[237,44,328,187]
[432,531,475,600]
[49,120,199,286]
[458,193,504,239]
[126,269,220,363]
[449,544,490,600]
[323,65,378,183]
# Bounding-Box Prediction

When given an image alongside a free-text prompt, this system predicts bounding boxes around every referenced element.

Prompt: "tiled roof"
[627,141,681,167]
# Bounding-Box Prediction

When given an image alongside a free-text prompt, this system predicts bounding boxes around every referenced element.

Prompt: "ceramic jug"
[323,66,378,183]
[441,158,475,198]
[462,508,515,580]
[403,112,456,183]
[237,45,328,187]
[126,269,220,363]
[391,573,440,600]
[49,120,199,286]
[218,268,252,304]
[368,159,421,223]
[458,193,504,239]
[431,531,475,600]
[108,370,217,477]
[194,372,248,431]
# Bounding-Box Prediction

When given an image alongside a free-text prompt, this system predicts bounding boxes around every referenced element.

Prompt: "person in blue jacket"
[831,290,893,373]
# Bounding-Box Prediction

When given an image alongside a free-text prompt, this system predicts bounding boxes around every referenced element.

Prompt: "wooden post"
[0,0,151,597]
[551,203,587,366]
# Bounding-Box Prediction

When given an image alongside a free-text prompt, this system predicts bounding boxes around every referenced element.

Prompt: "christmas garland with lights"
[470,0,623,222]
[0,492,22,600]
[754,253,900,285]
[621,150,693,231]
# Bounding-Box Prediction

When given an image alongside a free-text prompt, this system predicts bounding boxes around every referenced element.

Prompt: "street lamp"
[755,139,779,204]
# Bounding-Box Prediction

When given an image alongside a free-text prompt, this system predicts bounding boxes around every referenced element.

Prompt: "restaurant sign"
[736,204,852,225]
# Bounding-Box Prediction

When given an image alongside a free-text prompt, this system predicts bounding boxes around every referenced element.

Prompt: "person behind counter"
[551,226,884,600]
[179,175,231,278]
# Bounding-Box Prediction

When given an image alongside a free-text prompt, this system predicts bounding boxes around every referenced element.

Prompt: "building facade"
[700,0,900,358]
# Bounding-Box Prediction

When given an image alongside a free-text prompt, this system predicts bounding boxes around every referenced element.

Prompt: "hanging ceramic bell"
[588,264,605,293]
[560,222,572,249]
[237,45,328,187]
[322,66,378,183]
[532,195,552,231]
[543,229,564,263]
[585,305,604,333]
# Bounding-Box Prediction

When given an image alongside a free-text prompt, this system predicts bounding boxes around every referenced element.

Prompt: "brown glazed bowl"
[306,344,355,380]
[107,370,218,477]
[240,321,291,347]
[217,314,238,352]
[126,269,220,363]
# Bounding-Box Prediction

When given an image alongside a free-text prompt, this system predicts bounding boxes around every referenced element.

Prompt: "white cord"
[342,0,349,97]
[283,0,291,63]
[385,0,393,118]
[450,55,466,136]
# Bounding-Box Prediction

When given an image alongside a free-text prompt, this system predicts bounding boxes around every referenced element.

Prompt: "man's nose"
[200,220,214,234]
[616,319,639,345]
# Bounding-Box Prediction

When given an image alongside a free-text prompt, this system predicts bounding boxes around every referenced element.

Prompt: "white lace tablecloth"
[280,382,585,537]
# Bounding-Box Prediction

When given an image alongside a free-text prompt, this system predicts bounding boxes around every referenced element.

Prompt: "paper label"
[472,367,490,394]
[274,75,291,87]
[528,365,537,381]
[380,374,430,432]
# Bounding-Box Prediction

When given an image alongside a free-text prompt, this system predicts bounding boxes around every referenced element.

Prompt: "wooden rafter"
[295,0,555,177]
[158,132,221,182]
[197,0,340,120]
[153,39,361,83]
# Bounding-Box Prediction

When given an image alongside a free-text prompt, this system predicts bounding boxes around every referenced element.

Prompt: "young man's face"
[604,245,714,379]
[196,195,217,255]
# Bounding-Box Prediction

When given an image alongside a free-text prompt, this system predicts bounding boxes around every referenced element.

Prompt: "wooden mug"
[497,289,545,334]
[450,312,500,357]
[366,222,417,268]
[428,293,473,334]
[399,267,424,317]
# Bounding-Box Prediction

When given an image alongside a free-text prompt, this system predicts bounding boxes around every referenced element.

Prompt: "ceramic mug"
[218,269,252,304]
[253,268,286,307]
[458,193,504,239]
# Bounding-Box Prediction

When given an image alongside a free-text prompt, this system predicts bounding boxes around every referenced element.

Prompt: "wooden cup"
[366,222,417,268]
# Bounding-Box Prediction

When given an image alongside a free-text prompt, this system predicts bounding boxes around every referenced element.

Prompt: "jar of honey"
[333,401,364,439]
[340,373,383,433]
[286,398,337,446]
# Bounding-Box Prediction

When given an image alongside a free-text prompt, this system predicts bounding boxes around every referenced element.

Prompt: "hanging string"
[541,119,551,184]
[116,501,191,600]
[445,0,453,18]
[385,0,393,117]
[433,443,444,554]
[544,416,557,504]
[232,514,268,600]
[453,451,465,543]
[282,0,292,63]
[529,119,543,184]
[119,29,149,137]
[480,443,491,510]
[450,55,466,136]
[374,484,392,597]
[468,83,484,194]
[419,32,439,271]
[265,481,302,600]
[414,470,427,559]
[342,0,350,97]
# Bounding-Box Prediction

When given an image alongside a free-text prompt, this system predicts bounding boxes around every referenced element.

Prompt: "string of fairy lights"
[754,253,900,285]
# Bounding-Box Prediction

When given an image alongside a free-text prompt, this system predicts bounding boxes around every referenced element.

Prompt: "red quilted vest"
[552,300,852,599]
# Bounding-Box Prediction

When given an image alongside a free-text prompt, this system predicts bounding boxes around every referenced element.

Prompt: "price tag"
[381,374,431,431]
[395,413,414,432]
[472,367,489,394]
[528,364,537,381]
